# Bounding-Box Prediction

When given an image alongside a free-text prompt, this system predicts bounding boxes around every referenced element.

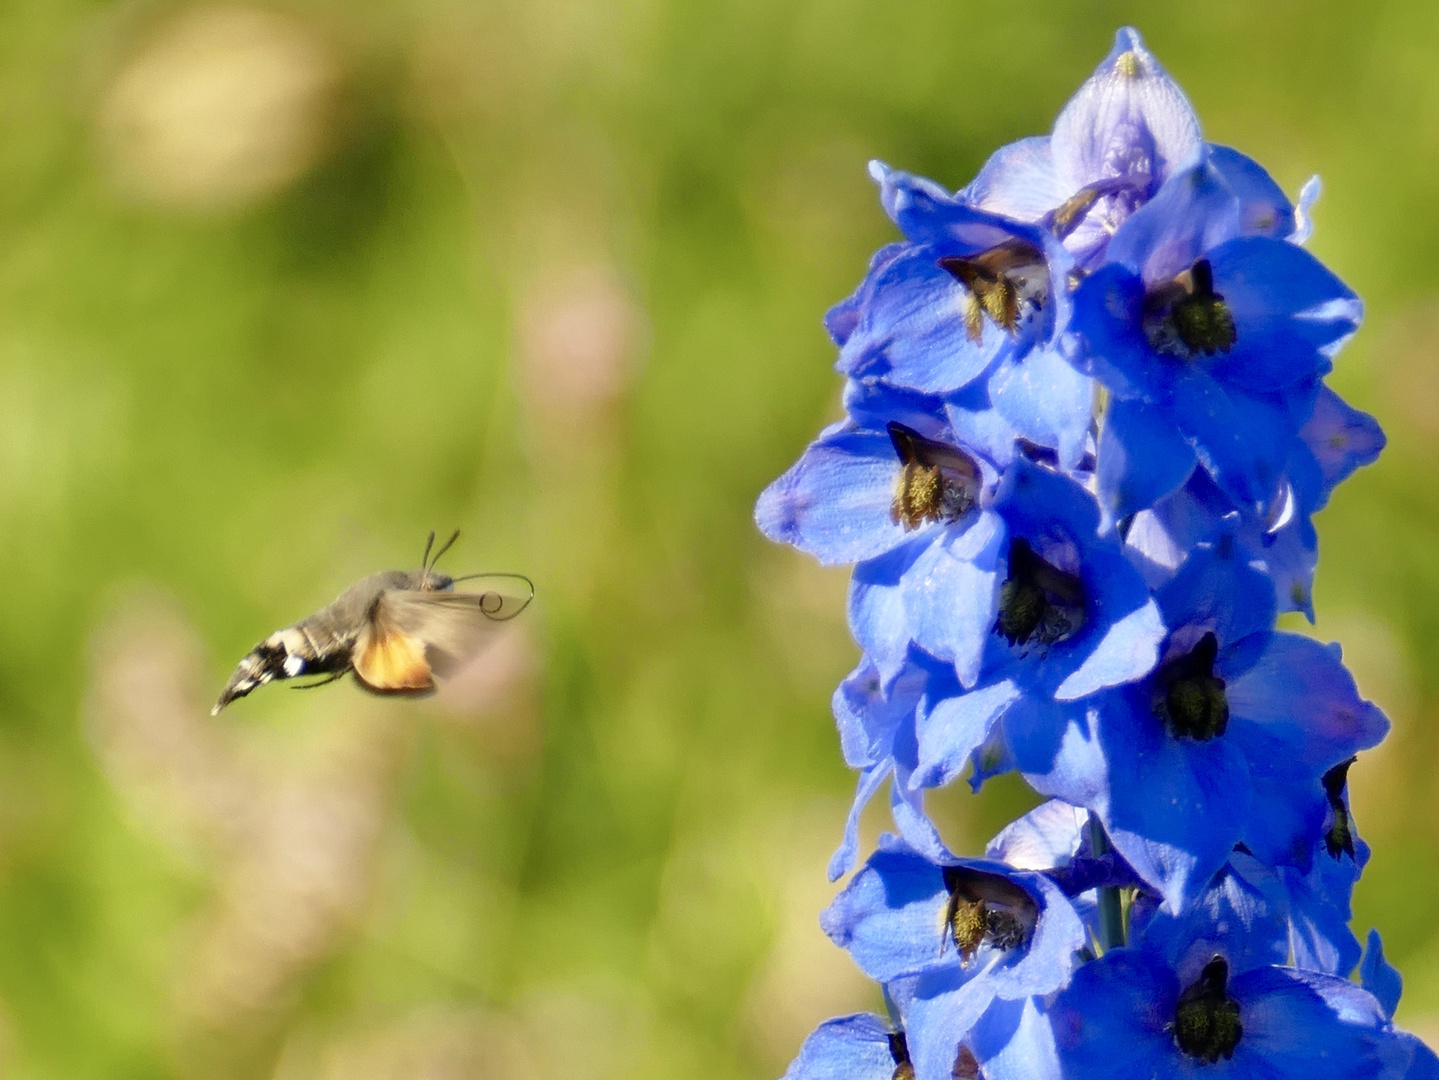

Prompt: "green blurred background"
[0,0,1433,1076]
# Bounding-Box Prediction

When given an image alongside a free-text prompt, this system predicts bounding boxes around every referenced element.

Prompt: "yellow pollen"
[892,462,943,530]
[1116,50,1140,78]
[950,897,988,961]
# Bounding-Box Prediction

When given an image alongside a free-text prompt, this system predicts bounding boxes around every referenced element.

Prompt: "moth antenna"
[421,530,437,569]
[429,529,460,570]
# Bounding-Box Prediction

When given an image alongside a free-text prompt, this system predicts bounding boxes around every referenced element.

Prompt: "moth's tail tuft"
[212,638,291,714]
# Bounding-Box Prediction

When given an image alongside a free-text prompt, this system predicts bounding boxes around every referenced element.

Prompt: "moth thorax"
[1143,258,1237,358]
[887,1032,916,1080]
[1154,632,1229,741]
[1173,957,1242,1064]
[1322,757,1358,860]
[996,538,1085,648]
[887,423,979,531]
[942,867,1036,964]
[938,240,1047,344]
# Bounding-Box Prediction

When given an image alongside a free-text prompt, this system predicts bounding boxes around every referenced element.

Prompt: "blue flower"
[1050,945,1409,1080]
[1006,536,1388,910]
[1071,150,1362,523]
[822,837,1085,1080]
[895,459,1165,796]
[832,164,1073,401]
[755,402,1006,688]
[842,165,1095,469]
[962,28,1202,269]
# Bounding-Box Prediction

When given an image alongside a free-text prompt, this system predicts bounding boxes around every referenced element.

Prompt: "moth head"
[417,528,461,590]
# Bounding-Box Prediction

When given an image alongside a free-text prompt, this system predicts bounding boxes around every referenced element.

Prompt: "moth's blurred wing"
[351,610,435,694]
[366,579,532,682]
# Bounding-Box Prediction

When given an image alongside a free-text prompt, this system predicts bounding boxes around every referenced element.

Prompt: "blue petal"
[967,723,1016,792]
[1207,144,1297,239]
[989,347,1095,472]
[1054,590,1165,701]
[1402,1034,1439,1080]
[1067,264,1167,402]
[1279,854,1364,977]
[1049,948,1178,1080]
[1004,695,1110,811]
[1136,851,1292,975]
[783,1014,901,1080]
[829,760,892,882]
[1096,397,1196,526]
[1157,530,1278,646]
[1299,385,1385,507]
[891,765,951,864]
[986,800,1088,869]
[969,997,1061,1080]
[1050,27,1201,242]
[1102,696,1251,911]
[850,539,929,686]
[961,137,1069,222]
[833,656,927,768]
[872,161,1051,254]
[755,425,918,564]
[821,844,953,982]
[1231,966,1399,1080]
[1103,154,1242,284]
[1224,632,1390,781]
[902,511,1005,687]
[907,966,1004,1080]
[826,243,907,345]
[837,246,1009,395]
[914,679,1021,790]
[1204,236,1359,393]
[1170,369,1291,511]
[1360,929,1403,1020]
[943,386,1026,471]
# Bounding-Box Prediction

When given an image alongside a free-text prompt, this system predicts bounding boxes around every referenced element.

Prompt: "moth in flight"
[213,531,533,714]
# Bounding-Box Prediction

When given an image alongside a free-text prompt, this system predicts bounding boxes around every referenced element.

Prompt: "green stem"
[1087,814,1126,952]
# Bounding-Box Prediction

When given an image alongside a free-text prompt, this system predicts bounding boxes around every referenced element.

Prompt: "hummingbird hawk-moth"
[212,531,533,714]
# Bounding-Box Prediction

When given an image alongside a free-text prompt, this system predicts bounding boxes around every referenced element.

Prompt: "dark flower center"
[1322,756,1358,860]
[1153,632,1229,740]
[1142,259,1237,358]
[1173,957,1243,1063]
[996,538,1085,647]
[938,240,1047,344]
[888,422,981,531]
[888,1031,916,1080]
[942,866,1037,963]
